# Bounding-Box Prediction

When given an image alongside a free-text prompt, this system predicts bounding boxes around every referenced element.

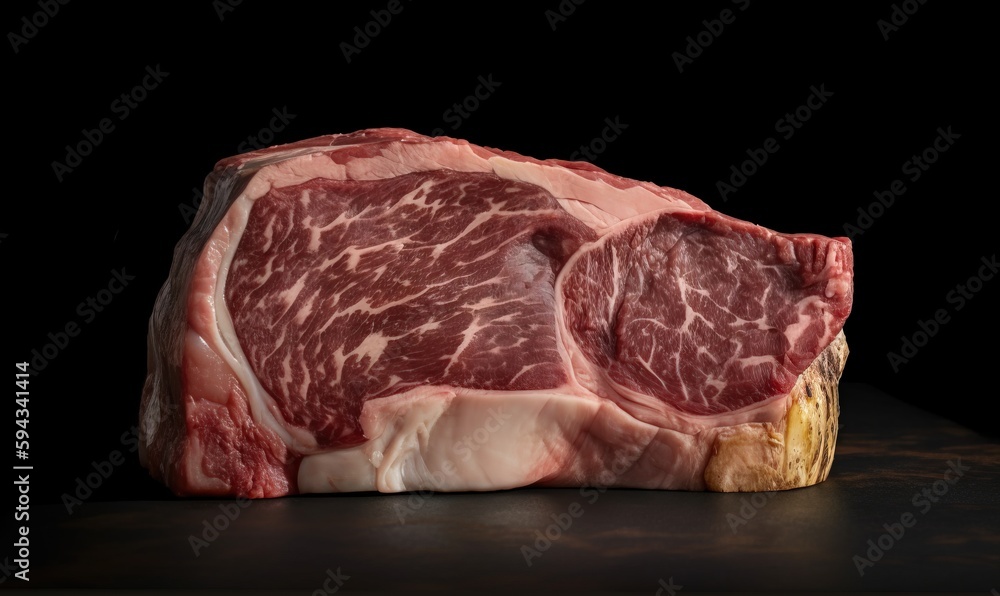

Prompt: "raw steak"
[139,128,852,497]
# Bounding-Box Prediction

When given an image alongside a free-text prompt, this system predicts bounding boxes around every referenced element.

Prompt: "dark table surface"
[10,383,1000,594]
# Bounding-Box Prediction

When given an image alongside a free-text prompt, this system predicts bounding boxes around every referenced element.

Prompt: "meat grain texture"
[140,128,853,497]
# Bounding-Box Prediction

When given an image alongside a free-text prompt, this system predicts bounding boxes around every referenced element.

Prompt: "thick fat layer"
[230,129,707,229]
[167,203,295,496]
[297,331,848,494]
[296,386,689,493]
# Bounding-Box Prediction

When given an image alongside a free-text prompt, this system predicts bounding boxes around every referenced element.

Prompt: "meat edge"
[702,330,848,491]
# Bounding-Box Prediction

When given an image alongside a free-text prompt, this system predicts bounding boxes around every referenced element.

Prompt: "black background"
[4,0,996,545]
